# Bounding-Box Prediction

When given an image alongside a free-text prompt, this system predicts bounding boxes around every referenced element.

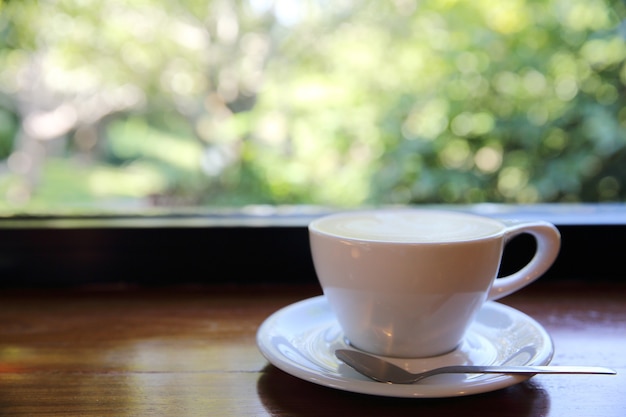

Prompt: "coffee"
[311,210,505,243]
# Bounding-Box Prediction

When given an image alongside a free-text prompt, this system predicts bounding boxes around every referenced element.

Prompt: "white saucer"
[257,296,554,398]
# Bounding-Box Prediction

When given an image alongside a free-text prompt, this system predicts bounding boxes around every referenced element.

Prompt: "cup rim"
[308,208,507,244]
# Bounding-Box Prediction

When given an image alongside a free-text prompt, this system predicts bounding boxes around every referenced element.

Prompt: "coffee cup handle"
[488,221,561,301]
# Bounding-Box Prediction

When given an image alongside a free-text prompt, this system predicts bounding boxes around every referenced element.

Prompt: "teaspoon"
[335,349,617,384]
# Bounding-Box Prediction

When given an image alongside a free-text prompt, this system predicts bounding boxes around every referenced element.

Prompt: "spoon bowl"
[335,349,617,384]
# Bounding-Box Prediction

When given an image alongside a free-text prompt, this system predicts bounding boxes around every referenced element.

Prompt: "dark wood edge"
[0,204,624,288]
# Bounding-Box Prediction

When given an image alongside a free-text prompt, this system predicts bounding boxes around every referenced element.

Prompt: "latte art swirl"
[312,210,504,243]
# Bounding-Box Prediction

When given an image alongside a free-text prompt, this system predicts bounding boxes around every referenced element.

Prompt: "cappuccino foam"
[311,210,504,243]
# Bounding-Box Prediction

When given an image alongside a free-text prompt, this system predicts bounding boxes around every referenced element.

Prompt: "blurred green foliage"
[0,0,624,212]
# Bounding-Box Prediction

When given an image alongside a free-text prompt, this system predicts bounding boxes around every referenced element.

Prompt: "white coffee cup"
[308,209,561,358]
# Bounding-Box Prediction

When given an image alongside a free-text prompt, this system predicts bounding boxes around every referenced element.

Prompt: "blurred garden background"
[0,0,625,213]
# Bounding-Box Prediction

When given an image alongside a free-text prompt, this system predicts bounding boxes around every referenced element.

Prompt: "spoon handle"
[436,365,617,376]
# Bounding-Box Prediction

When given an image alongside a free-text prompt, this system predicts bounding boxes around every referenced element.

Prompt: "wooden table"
[0,282,624,416]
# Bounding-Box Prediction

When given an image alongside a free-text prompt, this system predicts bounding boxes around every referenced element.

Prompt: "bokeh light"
[0,0,624,211]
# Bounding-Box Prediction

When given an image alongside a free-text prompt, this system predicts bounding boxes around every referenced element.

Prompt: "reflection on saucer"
[257,363,551,415]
